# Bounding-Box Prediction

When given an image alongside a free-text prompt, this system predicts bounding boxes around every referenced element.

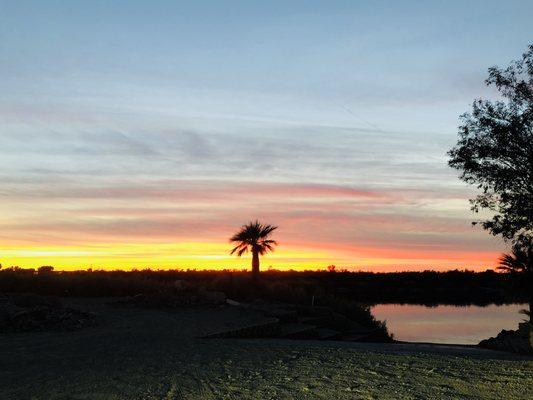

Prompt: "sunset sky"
[1,1,532,271]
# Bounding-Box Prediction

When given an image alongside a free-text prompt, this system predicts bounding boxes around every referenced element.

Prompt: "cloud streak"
[0,176,502,271]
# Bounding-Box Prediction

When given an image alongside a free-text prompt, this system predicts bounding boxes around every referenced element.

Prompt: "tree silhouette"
[448,44,533,246]
[449,44,533,340]
[230,220,278,280]
[498,246,531,274]
[498,242,532,325]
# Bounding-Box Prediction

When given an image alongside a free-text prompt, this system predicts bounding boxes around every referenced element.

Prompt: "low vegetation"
[0,267,527,305]
[1,266,530,343]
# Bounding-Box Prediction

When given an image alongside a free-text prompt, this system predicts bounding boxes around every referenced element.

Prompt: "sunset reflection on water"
[371,303,527,344]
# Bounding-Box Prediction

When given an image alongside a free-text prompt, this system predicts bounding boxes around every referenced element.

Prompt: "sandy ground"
[1,298,532,400]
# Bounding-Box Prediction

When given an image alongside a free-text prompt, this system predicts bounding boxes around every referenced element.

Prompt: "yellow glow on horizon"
[0,241,333,270]
[0,240,499,272]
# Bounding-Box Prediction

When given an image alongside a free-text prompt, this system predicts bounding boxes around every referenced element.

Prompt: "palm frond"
[259,224,278,238]
[497,248,528,273]
[519,309,531,323]
[519,309,530,317]
[230,243,247,255]
[237,246,249,256]
[228,220,279,256]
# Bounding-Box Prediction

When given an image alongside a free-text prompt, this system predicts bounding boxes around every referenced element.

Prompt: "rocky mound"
[479,322,532,355]
[0,293,96,333]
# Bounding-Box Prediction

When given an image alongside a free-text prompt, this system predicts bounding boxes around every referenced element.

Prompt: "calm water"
[371,303,528,344]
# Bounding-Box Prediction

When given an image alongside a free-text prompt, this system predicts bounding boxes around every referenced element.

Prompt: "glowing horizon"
[0,241,501,272]
[1,1,530,272]
[0,178,505,271]
[0,221,502,272]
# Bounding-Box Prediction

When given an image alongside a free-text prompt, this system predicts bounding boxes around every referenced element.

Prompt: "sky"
[1,0,532,271]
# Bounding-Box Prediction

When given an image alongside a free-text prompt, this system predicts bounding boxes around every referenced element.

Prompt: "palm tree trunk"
[526,249,533,349]
[526,268,533,345]
[529,297,533,350]
[251,248,260,280]
[529,269,533,349]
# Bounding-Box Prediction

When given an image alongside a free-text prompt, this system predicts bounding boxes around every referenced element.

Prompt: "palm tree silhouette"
[230,220,278,279]
[498,247,530,274]
[498,243,532,325]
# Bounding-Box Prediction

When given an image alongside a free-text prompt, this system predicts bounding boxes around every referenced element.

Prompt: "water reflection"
[371,303,527,344]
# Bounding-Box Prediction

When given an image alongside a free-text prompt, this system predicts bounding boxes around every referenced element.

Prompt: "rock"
[479,322,533,355]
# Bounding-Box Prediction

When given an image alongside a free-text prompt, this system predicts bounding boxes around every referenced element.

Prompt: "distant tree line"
[0,267,527,306]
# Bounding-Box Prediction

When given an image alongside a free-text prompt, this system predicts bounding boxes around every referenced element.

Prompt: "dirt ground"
[1,298,532,400]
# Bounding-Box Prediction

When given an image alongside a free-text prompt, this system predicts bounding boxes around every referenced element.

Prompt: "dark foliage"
[0,267,527,305]
[2,267,529,341]
[229,220,278,279]
[448,44,533,245]
[498,242,533,323]
[229,220,278,256]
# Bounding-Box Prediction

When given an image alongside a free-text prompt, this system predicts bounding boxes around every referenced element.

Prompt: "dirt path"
[1,298,531,399]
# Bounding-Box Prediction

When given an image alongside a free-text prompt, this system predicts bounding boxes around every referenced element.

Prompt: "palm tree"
[498,247,530,274]
[230,220,278,280]
[498,243,533,325]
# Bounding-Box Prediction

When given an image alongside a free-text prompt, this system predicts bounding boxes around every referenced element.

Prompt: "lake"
[371,303,528,344]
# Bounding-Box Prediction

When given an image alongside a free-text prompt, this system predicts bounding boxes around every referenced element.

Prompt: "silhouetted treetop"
[448,44,533,245]
[229,220,278,279]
